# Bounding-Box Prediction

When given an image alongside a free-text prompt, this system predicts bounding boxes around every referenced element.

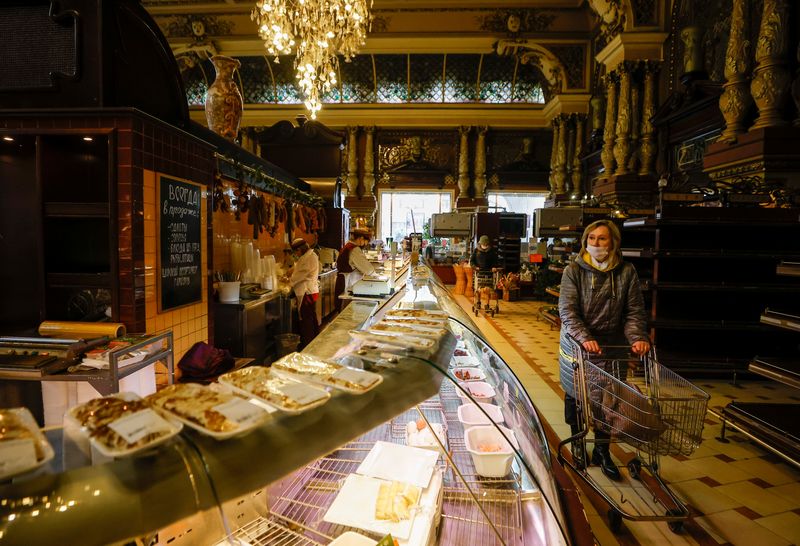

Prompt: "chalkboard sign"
[157,174,203,312]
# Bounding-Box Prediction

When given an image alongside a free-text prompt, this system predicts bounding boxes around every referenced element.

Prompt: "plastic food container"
[452,367,485,382]
[457,402,504,426]
[328,531,378,546]
[455,381,496,402]
[0,407,55,480]
[464,425,516,478]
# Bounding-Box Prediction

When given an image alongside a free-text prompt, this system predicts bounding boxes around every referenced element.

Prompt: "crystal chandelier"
[252,0,372,119]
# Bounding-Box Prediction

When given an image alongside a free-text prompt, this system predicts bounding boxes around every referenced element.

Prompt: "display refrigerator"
[0,265,592,546]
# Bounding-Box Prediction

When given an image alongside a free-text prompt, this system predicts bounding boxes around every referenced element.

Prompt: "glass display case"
[0,266,591,546]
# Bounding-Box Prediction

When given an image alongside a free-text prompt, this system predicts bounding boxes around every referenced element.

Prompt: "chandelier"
[252,0,372,119]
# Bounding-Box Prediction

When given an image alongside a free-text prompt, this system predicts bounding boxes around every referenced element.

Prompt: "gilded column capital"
[750,0,792,130]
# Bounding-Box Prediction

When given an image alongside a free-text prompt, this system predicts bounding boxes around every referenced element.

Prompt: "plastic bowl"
[457,402,504,426]
[455,381,496,402]
[464,425,515,478]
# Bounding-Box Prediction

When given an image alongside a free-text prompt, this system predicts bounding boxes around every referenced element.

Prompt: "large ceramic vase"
[205,55,243,141]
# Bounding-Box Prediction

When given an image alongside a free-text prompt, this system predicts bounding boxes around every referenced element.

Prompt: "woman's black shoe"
[591,446,621,481]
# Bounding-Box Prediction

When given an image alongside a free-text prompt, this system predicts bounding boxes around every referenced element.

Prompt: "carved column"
[750,0,792,129]
[600,73,618,178]
[639,63,659,176]
[363,126,376,196]
[554,114,569,193]
[793,43,800,127]
[548,118,560,192]
[474,126,488,198]
[627,68,641,173]
[457,126,471,197]
[680,26,705,75]
[345,126,359,196]
[719,0,752,141]
[564,117,575,195]
[613,65,632,176]
[571,114,586,197]
[590,95,605,140]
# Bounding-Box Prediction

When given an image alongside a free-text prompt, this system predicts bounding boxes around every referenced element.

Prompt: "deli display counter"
[0,265,591,546]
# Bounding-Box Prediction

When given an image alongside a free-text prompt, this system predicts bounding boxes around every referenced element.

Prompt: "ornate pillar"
[571,114,586,197]
[627,68,641,173]
[793,43,800,126]
[554,114,569,193]
[564,117,576,195]
[345,126,359,197]
[548,118,560,193]
[363,126,376,196]
[680,26,705,75]
[474,126,488,198]
[457,126,471,197]
[750,0,792,130]
[613,65,632,176]
[600,73,618,178]
[639,62,659,176]
[590,95,605,141]
[719,0,752,141]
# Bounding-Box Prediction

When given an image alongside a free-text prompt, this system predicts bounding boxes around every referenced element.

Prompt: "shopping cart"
[471,268,501,317]
[557,335,710,533]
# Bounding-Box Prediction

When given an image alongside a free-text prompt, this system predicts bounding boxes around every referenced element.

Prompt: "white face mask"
[586,244,610,262]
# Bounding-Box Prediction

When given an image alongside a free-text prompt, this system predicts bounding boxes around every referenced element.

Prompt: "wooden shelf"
[46,272,111,288]
[777,261,800,277]
[44,202,110,217]
[760,309,800,332]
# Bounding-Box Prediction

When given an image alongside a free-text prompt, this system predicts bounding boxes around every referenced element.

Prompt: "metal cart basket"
[471,268,501,317]
[558,335,710,533]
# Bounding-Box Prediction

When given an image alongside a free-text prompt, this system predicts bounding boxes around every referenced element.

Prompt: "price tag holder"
[0,439,37,476]
[108,409,174,445]
[279,383,328,406]
[213,398,266,428]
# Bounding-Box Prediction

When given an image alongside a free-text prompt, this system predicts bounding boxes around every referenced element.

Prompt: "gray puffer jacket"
[558,254,649,398]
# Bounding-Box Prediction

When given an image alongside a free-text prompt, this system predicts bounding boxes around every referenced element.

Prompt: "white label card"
[0,439,37,475]
[278,383,327,406]
[107,409,173,445]
[212,398,265,428]
[331,367,377,388]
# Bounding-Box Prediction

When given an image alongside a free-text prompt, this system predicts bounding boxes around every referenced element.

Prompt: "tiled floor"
[452,296,800,546]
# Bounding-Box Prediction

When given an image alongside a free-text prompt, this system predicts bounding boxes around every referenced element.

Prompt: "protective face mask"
[586,244,610,262]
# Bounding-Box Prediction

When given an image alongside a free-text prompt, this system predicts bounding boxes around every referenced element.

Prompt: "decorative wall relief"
[588,0,625,49]
[548,45,587,90]
[376,130,456,187]
[477,9,557,33]
[681,26,705,74]
[630,0,658,26]
[750,0,792,129]
[719,0,752,141]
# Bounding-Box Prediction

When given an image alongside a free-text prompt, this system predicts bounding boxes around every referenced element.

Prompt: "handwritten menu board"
[158,174,202,312]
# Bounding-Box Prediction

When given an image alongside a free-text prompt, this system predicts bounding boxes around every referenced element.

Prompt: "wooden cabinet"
[622,208,800,375]
[214,293,282,364]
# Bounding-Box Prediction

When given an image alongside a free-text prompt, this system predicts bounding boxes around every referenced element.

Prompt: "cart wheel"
[666,509,684,533]
[627,458,642,480]
[608,509,623,533]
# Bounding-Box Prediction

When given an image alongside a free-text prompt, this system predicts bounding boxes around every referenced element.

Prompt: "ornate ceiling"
[141,0,604,128]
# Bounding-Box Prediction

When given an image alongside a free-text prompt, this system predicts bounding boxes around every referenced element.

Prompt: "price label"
[213,398,266,428]
[278,383,328,406]
[0,439,37,476]
[331,367,378,388]
[108,409,174,445]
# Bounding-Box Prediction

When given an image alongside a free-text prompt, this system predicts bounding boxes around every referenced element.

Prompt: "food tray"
[219,367,331,414]
[0,407,55,481]
[369,323,447,339]
[272,352,383,394]
[452,367,485,382]
[376,319,450,334]
[451,355,480,367]
[66,392,182,458]
[455,381,496,402]
[463,426,516,478]
[405,421,447,453]
[357,441,440,489]
[350,330,437,355]
[328,531,378,546]
[456,402,505,426]
[146,383,270,440]
[384,309,448,322]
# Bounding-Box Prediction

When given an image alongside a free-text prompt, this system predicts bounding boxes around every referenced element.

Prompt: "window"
[487,191,548,241]
[378,190,453,242]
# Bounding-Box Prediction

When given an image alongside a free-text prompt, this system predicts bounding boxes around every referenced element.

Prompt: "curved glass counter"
[0,265,590,546]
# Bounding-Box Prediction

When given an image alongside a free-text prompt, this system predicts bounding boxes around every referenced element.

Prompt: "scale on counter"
[351,275,392,297]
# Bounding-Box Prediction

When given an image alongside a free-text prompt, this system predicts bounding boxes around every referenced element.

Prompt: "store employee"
[334,228,376,311]
[288,237,320,346]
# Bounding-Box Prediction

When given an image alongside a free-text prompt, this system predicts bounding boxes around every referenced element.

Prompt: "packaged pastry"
[219,366,331,413]
[146,383,269,439]
[368,323,447,340]
[349,330,438,354]
[378,317,447,329]
[0,408,55,480]
[67,393,181,457]
[384,309,448,322]
[272,352,383,394]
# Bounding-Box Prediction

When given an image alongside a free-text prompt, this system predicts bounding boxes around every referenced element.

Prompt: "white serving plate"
[451,367,486,382]
[219,367,331,414]
[357,440,439,489]
[457,403,504,426]
[455,381,496,402]
[0,407,55,481]
[66,392,182,458]
[146,384,270,440]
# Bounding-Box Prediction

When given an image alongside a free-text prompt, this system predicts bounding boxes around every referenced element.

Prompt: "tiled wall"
[142,169,209,372]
